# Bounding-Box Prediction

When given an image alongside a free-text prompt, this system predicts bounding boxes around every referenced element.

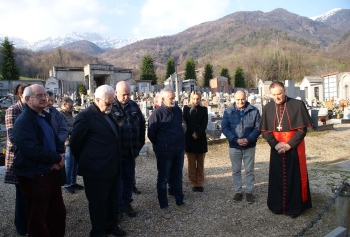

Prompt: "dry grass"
[1,124,350,237]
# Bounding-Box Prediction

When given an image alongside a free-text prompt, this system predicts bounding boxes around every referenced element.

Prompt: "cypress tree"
[0,37,20,80]
[140,54,157,85]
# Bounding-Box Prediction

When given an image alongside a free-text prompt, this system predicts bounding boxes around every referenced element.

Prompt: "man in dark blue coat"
[70,85,126,237]
[148,88,193,220]
[13,84,66,237]
[222,90,261,204]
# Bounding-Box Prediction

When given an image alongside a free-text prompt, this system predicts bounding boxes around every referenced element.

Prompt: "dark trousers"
[157,152,184,208]
[15,185,27,235]
[117,159,135,210]
[84,176,119,237]
[18,171,66,237]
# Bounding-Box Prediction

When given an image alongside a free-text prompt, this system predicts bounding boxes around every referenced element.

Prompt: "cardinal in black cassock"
[259,83,313,218]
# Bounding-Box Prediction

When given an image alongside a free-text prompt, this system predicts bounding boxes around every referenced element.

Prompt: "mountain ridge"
[1,8,348,53]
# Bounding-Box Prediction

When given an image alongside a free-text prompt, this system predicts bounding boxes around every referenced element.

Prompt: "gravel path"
[1,124,350,237]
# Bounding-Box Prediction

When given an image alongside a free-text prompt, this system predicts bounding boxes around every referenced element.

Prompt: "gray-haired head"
[160,88,175,108]
[95,85,114,100]
[94,85,115,114]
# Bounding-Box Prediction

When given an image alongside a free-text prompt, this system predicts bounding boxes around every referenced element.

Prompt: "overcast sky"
[0,0,349,42]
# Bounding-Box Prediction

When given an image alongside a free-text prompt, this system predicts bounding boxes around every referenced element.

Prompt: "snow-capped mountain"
[310,8,342,22]
[0,32,145,51]
[310,8,350,32]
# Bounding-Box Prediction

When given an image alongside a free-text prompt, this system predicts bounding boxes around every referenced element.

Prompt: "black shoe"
[106,226,126,236]
[124,203,137,217]
[192,187,198,192]
[117,211,123,221]
[71,183,84,190]
[197,187,204,192]
[289,214,299,219]
[133,186,141,194]
[64,186,75,194]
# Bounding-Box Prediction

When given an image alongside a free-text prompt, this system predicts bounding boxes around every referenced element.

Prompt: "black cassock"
[259,96,313,215]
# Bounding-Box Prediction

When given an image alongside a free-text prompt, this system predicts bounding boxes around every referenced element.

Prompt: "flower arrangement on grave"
[334,108,343,115]
[319,116,327,125]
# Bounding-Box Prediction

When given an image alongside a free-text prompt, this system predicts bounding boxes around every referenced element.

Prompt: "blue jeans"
[117,159,135,210]
[64,146,78,187]
[157,152,184,209]
[15,185,27,235]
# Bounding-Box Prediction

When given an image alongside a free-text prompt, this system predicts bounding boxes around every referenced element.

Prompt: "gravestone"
[253,104,263,116]
[207,105,211,113]
[343,107,350,119]
[318,107,328,117]
[339,99,348,108]
[202,101,209,107]
[212,97,218,105]
[140,101,148,117]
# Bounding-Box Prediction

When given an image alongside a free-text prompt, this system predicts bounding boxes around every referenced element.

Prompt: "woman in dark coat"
[183,91,208,192]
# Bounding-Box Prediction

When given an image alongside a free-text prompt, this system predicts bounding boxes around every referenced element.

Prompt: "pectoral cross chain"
[277,125,282,131]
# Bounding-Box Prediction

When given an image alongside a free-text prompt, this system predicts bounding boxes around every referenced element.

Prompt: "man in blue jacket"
[13,84,66,237]
[222,90,261,204]
[148,88,193,219]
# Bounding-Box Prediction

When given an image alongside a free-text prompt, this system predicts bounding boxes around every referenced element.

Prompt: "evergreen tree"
[203,62,213,87]
[140,54,157,85]
[165,56,176,79]
[234,66,246,88]
[0,37,20,80]
[78,82,87,95]
[220,67,232,85]
[184,57,196,80]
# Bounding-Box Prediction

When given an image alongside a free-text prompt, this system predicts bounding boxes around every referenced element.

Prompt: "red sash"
[272,131,308,202]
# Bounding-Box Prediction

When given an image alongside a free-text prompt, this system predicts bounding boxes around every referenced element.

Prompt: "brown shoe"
[246,193,255,204]
[233,193,243,203]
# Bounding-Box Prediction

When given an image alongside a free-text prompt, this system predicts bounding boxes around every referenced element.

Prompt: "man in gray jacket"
[60,97,84,194]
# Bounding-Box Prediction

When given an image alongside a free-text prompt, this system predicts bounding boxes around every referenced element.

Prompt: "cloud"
[0,0,109,42]
[137,0,231,37]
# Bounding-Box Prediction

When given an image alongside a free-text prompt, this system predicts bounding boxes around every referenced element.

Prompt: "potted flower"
[319,116,327,125]
[334,108,343,119]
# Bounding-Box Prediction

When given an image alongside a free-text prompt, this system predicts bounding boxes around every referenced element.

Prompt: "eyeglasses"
[100,99,113,107]
[30,94,48,99]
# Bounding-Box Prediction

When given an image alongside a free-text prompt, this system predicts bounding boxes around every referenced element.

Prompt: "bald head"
[116,81,131,104]
[234,90,246,109]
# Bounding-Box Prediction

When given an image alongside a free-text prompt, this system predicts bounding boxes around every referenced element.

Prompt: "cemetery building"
[257,79,272,99]
[210,76,229,94]
[182,79,198,92]
[164,73,182,101]
[48,64,133,97]
[322,71,350,101]
[136,80,152,93]
[338,72,350,100]
[299,76,324,102]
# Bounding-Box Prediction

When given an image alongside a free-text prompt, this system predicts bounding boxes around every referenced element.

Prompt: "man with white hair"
[70,85,126,237]
[148,88,193,220]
